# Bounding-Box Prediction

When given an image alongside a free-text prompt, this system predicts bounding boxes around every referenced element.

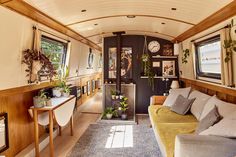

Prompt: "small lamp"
[174,43,179,55]
[170,80,179,89]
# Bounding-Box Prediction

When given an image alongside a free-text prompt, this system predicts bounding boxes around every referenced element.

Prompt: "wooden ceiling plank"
[0,0,12,4]
[173,1,236,42]
[1,0,102,51]
[66,14,195,26]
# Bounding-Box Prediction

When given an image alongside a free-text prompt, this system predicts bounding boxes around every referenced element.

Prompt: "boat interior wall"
[0,6,102,91]
[178,16,236,85]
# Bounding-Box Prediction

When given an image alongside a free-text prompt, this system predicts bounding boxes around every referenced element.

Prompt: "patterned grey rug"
[68,124,162,157]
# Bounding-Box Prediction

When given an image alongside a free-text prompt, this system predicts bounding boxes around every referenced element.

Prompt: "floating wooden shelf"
[140,76,178,79]
[152,55,178,59]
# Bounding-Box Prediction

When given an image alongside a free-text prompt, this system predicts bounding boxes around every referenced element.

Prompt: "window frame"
[195,35,221,80]
[41,35,68,69]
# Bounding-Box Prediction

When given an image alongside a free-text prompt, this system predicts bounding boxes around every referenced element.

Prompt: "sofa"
[148,89,236,157]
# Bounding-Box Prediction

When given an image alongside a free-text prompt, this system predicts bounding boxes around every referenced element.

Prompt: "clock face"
[148,41,160,53]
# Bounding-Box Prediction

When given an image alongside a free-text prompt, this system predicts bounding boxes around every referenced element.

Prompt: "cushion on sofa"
[200,95,236,120]
[188,90,211,120]
[163,87,191,107]
[171,95,196,115]
[200,110,236,138]
[195,106,221,134]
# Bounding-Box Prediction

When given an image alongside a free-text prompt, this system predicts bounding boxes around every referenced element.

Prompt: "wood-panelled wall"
[180,78,236,104]
[0,72,102,157]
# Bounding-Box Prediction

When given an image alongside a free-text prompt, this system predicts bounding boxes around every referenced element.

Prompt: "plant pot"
[52,88,62,97]
[115,95,119,99]
[119,95,124,99]
[121,113,128,120]
[33,96,46,108]
[46,99,52,106]
[62,92,70,97]
[106,114,113,119]
[111,95,116,99]
[117,108,122,117]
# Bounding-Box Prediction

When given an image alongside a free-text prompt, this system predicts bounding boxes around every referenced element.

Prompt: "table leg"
[70,115,73,136]
[49,111,54,157]
[59,126,62,136]
[33,110,39,157]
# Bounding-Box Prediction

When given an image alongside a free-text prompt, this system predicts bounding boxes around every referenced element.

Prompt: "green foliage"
[223,19,236,63]
[102,107,117,118]
[120,97,128,113]
[182,49,190,64]
[57,65,70,88]
[141,53,155,91]
[38,89,48,99]
[63,86,71,94]
[110,90,116,95]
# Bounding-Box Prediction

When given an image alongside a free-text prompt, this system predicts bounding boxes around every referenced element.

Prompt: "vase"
[121,113,127,120]
[52,88,62,97]
[106,114,113,119]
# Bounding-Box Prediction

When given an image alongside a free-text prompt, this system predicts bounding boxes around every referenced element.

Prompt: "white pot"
[62,92,70,97]
[52,88,62,97]
[115,95,119,99]
[106,114,113,119]
[119,95,124,99]
[111,95,115,99]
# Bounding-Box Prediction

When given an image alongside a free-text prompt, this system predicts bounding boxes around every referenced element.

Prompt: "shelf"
[152,55,178,59]
[140,76,178,79]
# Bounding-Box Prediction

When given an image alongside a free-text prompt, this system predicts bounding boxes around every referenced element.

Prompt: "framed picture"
[87,81,91,96]
[153,61,160,67]
[92,80,95,93]
[162,60,175,76]
[77,86,82,99]
[162,44,173,56]
[87,48,94,69]
[82,85,87,94]
[108,47,132,79]
[0,113,9,153]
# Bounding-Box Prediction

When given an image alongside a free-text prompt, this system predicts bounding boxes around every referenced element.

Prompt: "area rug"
[67,124,162,157]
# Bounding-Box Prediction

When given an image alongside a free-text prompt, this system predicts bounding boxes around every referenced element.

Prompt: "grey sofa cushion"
[195,106,221,134]
[175,134,236,157]
[171,95,195,115]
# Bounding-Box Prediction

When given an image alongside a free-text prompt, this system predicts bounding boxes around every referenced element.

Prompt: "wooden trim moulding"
[0,0,102,51]
[173,1,236,42]
[180,77,236,97]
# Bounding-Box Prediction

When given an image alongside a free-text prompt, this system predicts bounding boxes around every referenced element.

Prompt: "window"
[195,35,221,79]
[41,35,67,71]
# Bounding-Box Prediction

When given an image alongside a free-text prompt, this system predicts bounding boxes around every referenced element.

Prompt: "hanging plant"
[223,19,236,63]
[182,49,190,64]
[141,36,155,91]
[22,49,57,83]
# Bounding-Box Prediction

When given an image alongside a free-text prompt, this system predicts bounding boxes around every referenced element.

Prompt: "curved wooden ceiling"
[24,0,234,44]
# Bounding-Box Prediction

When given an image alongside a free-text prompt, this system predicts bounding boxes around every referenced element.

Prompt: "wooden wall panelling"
[173,1,236,42]
[0,0,101,51]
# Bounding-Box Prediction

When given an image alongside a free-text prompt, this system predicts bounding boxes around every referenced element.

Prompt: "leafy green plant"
[110,90,116,95]
[38,89,48,99]
[223,19,236,63]
[63,86,71,94]
[141,53,155,91]
[102,107,117,118]
[182,49,190,64]
[56,65,70,89]
[120,97,128,113]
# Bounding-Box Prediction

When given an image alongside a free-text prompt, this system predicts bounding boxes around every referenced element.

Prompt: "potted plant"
[102,107,116,119]
[62,86,71,97]
[120,97,128,120]
[33,89,48,108]
[110,90,116,99]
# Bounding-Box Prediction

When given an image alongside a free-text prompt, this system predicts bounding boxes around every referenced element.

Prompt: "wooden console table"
[31,95,75,157]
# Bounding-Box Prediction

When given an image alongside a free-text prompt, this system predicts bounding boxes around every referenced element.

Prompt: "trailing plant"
[22,49,57,83]
[223,19,236,63]
[120,96,128,113]
[102,107,117,118]
[182,49,190,64]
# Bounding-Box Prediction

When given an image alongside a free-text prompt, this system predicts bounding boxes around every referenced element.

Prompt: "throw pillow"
[195,106,221,134]
[163,87,191,107]
[188,90,211,120]
[200,110,236,138]
[171,95,196,115]
[200,95,236,120]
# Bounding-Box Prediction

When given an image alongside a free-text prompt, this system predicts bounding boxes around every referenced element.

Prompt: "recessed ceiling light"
[94,23,98,26]
[127,15,136,18]
[81,9,87,12]
[161,22,166,25]
[171,8,177,10]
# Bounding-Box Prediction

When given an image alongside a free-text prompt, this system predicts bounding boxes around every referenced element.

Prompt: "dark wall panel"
[104,35,178,113]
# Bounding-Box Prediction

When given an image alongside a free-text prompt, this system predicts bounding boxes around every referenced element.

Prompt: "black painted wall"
[104,35,179,114]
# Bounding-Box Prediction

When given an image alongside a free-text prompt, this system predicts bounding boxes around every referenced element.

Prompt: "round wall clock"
[148,41,160,53]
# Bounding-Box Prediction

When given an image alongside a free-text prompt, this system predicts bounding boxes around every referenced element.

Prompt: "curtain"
[191,41,197,79]
[33,26,41,52]
[220,28,234,86]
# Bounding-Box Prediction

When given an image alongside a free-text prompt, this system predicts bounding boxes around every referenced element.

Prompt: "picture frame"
[77,86,82,99]
[0,112,9,153]
[108,47,132,79]
[153,61,160,67]
[82,85,87,94]
[92,80,95,93]
[87,81,91,96]
[162,60,175,76]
